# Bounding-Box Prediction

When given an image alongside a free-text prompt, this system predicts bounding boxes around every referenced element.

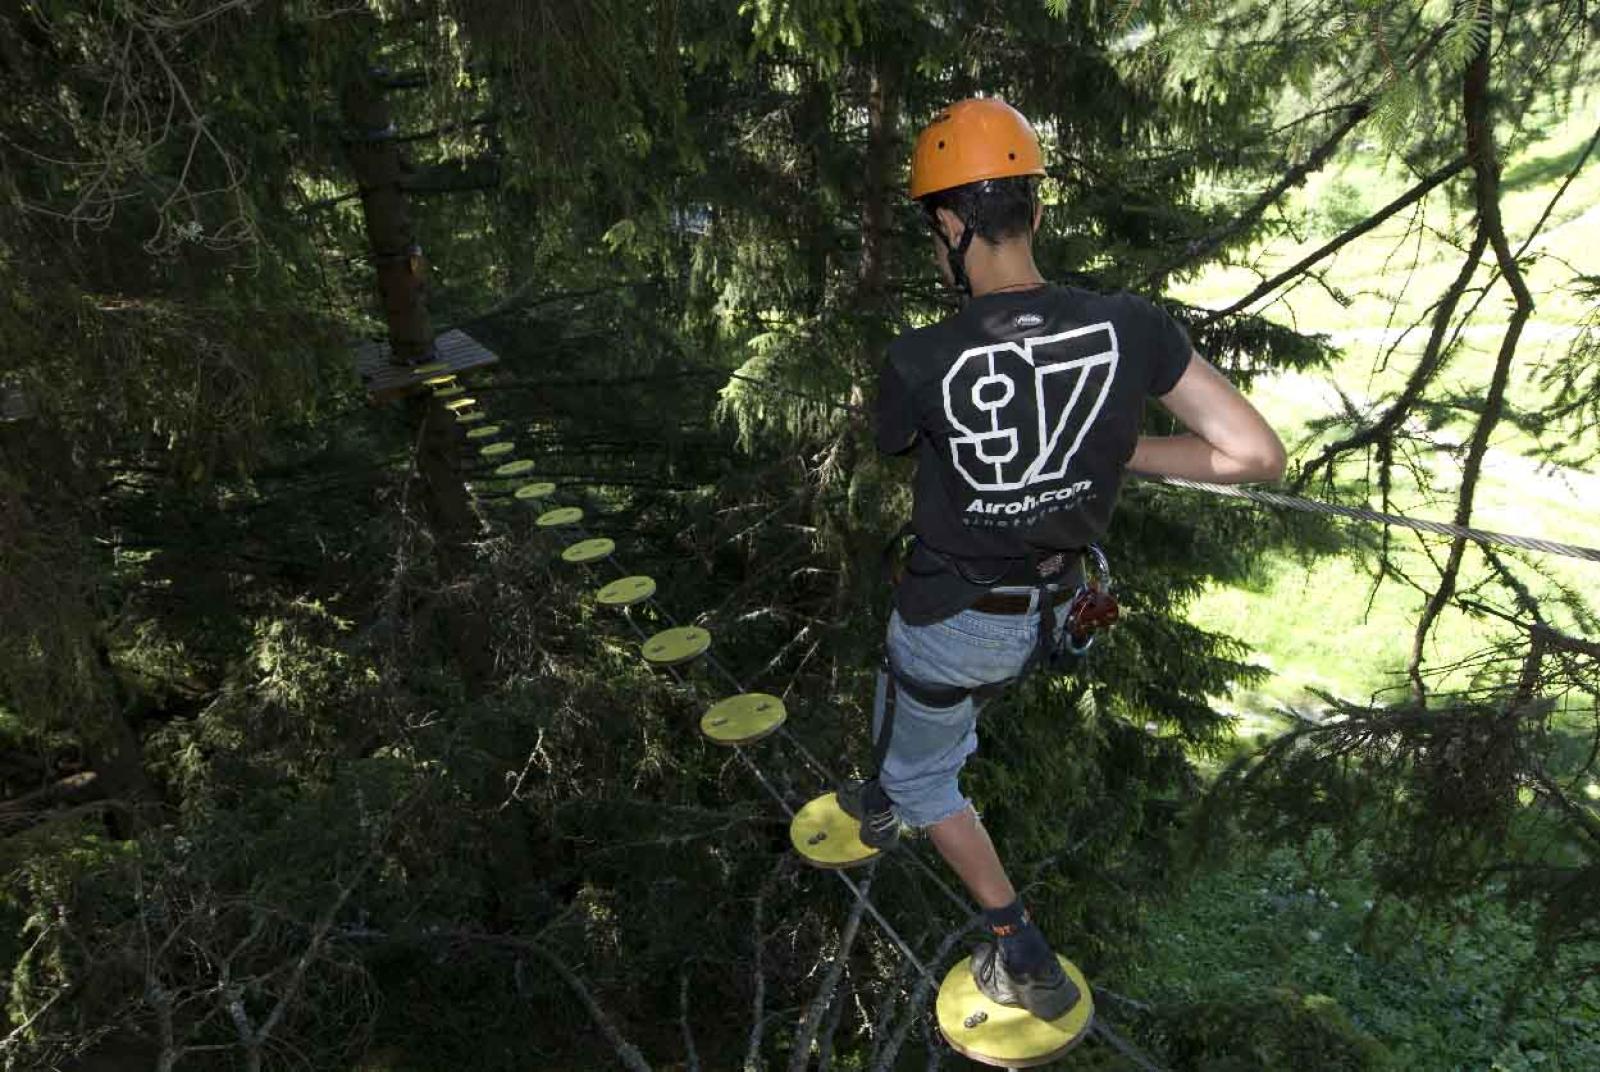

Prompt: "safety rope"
[726,373,1600,565]
[1140,474,1600,563]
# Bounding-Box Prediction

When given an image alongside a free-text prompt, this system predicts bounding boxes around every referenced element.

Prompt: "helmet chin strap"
[934,216,978,296]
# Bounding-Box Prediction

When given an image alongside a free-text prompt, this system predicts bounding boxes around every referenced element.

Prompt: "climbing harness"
[872,535,1119,771]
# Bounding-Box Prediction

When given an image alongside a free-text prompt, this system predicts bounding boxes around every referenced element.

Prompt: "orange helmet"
[908,98,1046,200]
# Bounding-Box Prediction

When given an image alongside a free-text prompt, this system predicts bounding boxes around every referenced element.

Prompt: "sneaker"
[834,778,901,850]
[970,941,1081,1021]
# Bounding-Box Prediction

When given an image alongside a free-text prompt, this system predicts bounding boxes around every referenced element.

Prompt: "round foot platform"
[641,625,710,666]
[596,575,655,607]
[701,693,786,745]
[444,397,476,412]
[789,792,880,869]
[479,441,514,458]
[514,481,557,501]
[562,537,615,564]
[935,955,1094,1068]
[494,459,537,478]
[536,505,584,527]
[465,424,502,439]
[455,411,486,424]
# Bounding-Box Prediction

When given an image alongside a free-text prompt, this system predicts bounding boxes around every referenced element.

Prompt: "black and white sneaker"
[835,778,901,850]
[971,941,1080,1021]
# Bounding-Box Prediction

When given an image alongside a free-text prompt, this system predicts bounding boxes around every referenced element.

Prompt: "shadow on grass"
[1503,138,1595,192]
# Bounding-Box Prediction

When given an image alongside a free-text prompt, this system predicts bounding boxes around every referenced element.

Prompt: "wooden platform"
[353,328,500,403]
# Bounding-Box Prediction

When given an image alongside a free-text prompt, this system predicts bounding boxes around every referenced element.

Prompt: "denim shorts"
[872,590,1071,828]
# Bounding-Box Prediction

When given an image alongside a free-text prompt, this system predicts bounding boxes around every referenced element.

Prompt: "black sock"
[863,778,892,815]
[983,900,1052,974]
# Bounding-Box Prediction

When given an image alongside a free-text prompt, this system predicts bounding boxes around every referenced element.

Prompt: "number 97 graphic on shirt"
[940,322,1119,492]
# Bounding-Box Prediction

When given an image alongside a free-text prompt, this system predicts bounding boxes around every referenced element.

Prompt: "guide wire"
[727,373,1600,565]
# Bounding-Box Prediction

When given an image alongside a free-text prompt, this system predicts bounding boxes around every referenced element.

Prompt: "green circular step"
[514,481,557,501]
[536,506,584,528]
[479,441,514,458]
[495,459,536,478]
[596,575,655,607]
[642,626,711,666]
[465,424,502,440]
[561,537,615,564]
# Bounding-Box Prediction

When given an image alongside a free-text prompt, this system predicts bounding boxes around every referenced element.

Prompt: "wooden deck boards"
[354,329,499,402]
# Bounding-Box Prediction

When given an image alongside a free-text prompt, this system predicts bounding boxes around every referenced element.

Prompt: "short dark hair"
[918,175,1039,245]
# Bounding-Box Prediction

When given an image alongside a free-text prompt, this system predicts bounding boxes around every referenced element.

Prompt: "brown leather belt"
[971,586,1077,615]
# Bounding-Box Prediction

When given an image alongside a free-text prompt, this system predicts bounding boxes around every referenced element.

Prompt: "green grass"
[1124,842,1600,1071]
[1169,85,1600,718]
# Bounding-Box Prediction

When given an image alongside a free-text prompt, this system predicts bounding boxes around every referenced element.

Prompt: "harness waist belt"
[971,587,1077,615]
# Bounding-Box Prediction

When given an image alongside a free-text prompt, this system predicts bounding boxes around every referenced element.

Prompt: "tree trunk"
[342,66,490,686]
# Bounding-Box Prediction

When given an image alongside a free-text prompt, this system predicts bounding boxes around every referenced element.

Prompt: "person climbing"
[840,97,1287,1021]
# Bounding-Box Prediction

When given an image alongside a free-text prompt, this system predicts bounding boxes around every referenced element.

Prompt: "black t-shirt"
[876,284,1192,624]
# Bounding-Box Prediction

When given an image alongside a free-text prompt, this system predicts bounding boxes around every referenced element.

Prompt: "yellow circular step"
[561,537,615,564]
[465,424,502,439]
[434,385,466,399]
[935,954,1093,1068]
[536,506,584,528]
[456,411,486,424]
[444,397,476,412]
[789,792,879,869]
[412,361,449,375]
[514,481,557,501]
[479,441,514,458]
[701,693,786,746]
[641,625,710,666]
[596,575,655,607]
[495,459,536,478]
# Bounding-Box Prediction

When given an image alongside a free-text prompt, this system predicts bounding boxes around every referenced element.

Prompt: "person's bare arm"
[1128,353,1286,483]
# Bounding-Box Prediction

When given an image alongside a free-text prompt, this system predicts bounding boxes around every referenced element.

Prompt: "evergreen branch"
[529,942,653,1072]
[1197,155,1469,327]
[788,873,872,1072]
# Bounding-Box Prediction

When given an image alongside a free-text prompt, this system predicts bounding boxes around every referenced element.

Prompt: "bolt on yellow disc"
[596,575,655,606]
[701,693,787,746]
[536,506,584,528]
[935,954,1093,1068]
[465,424,502,439]
[561,537,615,564]
[479,441,514,458]
[456,411,486,424]
[495,459,536,478]
[641,625,710,666]
[790,792,879,869]
[444,397,476,412]
[514,481,557,501]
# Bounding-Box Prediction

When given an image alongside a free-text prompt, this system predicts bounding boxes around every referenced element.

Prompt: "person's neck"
[965,249,1046,298]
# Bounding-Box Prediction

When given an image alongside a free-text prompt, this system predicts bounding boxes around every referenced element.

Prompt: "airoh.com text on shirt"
[964,478,1094,517]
